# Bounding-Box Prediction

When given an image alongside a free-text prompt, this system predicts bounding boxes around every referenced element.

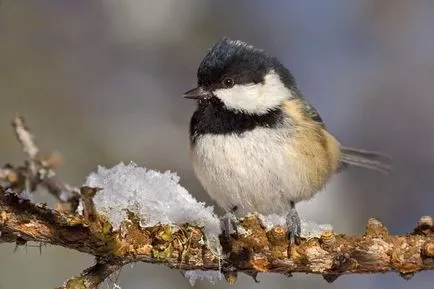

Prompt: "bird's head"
[184,38,298,114]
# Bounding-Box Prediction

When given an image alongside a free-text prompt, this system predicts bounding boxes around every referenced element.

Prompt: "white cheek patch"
[213,70,292,114]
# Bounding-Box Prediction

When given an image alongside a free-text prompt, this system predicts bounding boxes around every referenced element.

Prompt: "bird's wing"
[282,97,391,174]
[299,100,326,128]
[281,97,325,129]
[280,98,342,190]
[287,87,326,128]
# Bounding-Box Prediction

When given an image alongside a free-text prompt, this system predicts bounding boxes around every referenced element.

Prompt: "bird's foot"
[220,207,239,254]
[286,201,301,245]
[219,208,241,282]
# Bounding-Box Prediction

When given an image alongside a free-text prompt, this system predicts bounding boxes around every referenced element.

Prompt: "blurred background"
[0,0,433,288]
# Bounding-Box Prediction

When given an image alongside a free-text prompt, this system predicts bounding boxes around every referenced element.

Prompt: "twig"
[1,117,80,212]
[81,186,100,224]
[57,261,124,289]
[12,116,39,160]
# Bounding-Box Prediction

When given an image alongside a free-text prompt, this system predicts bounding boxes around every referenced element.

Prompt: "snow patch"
[257,213,333,238]
[184,270,222,286]
[80,162,221,236]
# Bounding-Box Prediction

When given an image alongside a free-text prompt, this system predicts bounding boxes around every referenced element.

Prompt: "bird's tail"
[340,147,392,174]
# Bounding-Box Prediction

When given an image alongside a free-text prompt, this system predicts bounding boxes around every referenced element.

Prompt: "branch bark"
[1,185,434,288]
[0,117,434,288]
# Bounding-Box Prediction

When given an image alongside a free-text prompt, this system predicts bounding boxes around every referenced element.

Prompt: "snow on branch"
[0,117,434,289]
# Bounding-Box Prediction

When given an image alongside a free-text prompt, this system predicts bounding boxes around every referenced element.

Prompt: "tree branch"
[1,185,434,286]
[0,117,433,288]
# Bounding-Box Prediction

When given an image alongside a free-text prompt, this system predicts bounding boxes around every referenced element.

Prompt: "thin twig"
[56,261,124,289]
[1,117,80,212]
[12,116,39,160]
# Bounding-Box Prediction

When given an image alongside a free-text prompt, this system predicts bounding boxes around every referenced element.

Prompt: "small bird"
[183,38,390,243]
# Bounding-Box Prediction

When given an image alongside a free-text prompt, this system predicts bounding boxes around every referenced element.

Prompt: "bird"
[183,38,391,244]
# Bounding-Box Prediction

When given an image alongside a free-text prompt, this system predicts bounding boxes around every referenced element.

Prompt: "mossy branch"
[0,117,434,289]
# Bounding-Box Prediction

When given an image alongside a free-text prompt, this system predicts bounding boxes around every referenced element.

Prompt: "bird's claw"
[220,211,239,254]
[286,203,301,245]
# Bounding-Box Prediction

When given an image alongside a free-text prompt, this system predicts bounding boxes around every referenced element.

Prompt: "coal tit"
[183,38,390,243]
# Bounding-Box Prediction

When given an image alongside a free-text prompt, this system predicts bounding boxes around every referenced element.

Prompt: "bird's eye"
[222,78,235,88]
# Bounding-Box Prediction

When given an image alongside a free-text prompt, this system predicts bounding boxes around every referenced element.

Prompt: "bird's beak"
[182,87,212,100]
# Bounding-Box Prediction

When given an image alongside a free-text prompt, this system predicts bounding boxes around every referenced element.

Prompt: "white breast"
[191,127,322,216]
